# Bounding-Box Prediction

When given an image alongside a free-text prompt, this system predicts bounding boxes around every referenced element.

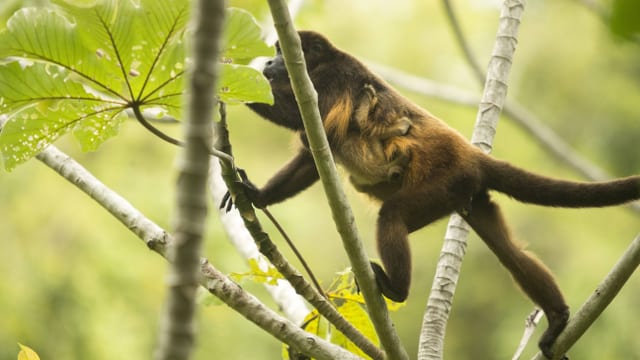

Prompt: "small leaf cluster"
[283,269,403,360]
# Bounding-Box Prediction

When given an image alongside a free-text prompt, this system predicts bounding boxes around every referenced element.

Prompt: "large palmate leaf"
[223,7,274,65]
[0,60,126,165]
[0,2,273,170]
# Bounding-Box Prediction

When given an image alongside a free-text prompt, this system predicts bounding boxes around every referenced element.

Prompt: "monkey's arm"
[247,92,302,131]
[244,147,319,208]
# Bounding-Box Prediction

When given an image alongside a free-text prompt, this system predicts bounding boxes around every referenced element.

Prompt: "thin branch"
[215,104,323,297]
[262,207,325,295]
[210,159,310,324]
[215,108,384,360]
[130,103,234,166]
[266,1,409,359]
[419,1,526,359]
[154,1,223,359]
[212,102,309,323]
[531,234,640,360]
[32,144,363,360]
[512,309,543,360]
[442,0,485,83]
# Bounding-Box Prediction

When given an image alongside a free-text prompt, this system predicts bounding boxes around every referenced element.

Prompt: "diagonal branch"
[31,143,363,360]
[215,105,384,359]
[531,233,640,359]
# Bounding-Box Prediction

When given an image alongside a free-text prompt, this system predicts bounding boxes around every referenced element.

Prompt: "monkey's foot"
[538,306,570,360]
[370,262,408,302]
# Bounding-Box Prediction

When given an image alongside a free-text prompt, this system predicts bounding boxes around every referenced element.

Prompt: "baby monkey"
[334,83,413,186]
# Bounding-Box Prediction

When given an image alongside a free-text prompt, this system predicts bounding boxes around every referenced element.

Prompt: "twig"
[512,309,544,360]
[531,234,640,360]
[215,108,384,359]
[261,208,325,295]
[442,0,485,82]
[216,103,324,298]
[131,103,234,166]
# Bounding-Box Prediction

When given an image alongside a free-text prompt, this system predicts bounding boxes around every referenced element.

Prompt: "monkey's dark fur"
[232,31,640,359]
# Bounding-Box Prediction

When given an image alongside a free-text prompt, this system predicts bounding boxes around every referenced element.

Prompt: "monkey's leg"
[373,193,452,302]
[462,192,569,360]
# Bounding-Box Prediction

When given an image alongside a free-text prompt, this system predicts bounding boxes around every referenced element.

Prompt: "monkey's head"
[263,31,339,85]
[247,31,355,131]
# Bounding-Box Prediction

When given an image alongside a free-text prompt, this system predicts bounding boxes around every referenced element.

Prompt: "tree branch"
[215,107,384,359]
[442,0,485,83]
[210,158,310,324]
[419,1,526,359]
[154,1,223,359]
[530,234,640,360]
[32,143,363,360]
[265,1,409,359]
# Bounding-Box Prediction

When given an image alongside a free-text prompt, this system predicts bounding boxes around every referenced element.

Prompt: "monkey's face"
[263,31,336,87]
[263,48,288,84]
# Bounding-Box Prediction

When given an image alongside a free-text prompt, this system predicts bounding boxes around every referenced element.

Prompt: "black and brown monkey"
[226,31,640,359]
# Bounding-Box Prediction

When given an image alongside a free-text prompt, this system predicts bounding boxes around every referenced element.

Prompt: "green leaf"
[229,257,284,285]
[330,302,379,359]
[0,2,272,170]
[0,60,126,170]
[65,0,190,99]
[223,7,274,65]
[219,64,273,105]
[0,0,189,170]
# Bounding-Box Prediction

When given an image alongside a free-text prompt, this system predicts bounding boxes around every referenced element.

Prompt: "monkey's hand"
[362,83,378,105]
[219,168,263,212]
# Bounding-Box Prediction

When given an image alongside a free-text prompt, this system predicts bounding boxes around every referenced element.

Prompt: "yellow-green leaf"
[17,343,40,360]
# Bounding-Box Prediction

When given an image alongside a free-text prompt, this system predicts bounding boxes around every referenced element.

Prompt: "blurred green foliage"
[1,0,639,359]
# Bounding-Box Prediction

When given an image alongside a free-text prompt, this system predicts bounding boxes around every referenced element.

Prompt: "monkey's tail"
[482,157,640,208]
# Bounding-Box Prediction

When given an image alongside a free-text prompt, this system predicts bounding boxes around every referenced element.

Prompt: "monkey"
[225,31,640,359]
